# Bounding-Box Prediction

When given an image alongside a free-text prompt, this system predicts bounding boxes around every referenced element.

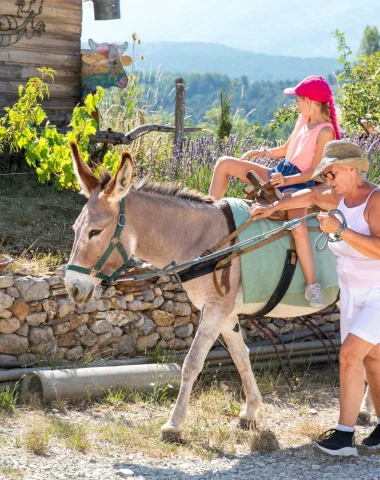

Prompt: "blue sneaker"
[313,429,358,457]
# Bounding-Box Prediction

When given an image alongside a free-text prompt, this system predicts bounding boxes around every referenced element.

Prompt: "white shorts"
[339,281,380,344]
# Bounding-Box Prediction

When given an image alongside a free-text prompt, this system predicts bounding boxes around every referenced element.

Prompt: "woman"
[209,76,338,308]
[250,140,380,457]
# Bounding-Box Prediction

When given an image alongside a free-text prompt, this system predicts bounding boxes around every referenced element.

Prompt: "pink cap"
[284,75,332,103]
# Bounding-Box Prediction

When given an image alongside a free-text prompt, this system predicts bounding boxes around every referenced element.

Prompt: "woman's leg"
[209,156,271,200]
[286,206,316,286]
[339,334,375,427]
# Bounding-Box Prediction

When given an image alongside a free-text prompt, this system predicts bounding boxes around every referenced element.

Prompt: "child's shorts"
[339,281,380,344]
[270,159,315,193]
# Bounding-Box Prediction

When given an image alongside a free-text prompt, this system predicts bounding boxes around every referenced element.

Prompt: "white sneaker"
[305,283,327,309]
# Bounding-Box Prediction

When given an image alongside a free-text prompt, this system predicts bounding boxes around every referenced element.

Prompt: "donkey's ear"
[104,152,134,202]
[70,142,99,198]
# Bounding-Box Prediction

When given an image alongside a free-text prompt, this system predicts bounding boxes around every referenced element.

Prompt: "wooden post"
[174,77,185,145]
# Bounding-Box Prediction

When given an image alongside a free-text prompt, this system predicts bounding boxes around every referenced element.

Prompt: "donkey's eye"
[89,229,102,240]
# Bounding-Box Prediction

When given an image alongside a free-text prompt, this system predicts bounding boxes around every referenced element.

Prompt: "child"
[209,75,340,308]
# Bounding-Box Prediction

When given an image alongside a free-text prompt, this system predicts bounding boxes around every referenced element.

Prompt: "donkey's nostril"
[84,287,95,304]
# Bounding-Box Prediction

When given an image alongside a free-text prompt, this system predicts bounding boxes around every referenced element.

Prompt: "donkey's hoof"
[357,411,371,426]
[161,428,182,443]
[239,417,256,430]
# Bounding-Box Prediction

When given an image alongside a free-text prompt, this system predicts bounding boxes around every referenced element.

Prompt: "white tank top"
[328,189,380,287]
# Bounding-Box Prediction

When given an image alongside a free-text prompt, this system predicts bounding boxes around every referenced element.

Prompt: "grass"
[24,428,50,455]
[0,383,19,414]
[0,466,24,478]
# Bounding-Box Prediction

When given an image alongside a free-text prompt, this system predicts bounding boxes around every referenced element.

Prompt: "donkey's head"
[65,143,135,305]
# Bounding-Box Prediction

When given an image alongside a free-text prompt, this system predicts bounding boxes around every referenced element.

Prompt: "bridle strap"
[66,198,129,283]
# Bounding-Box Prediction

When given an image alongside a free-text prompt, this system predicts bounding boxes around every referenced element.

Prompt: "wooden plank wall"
[0,0,82,125]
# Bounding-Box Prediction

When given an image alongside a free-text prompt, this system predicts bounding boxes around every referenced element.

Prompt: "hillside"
[82,41,340,82]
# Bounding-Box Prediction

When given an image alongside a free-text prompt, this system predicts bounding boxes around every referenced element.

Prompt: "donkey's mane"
[134,178,215,203]
[98,170,214,204]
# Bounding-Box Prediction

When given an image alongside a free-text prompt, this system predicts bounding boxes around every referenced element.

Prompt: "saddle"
[244,171,320,221]
[243,170,287,221]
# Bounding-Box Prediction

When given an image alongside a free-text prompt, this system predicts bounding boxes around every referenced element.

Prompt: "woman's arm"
[271,126,335,188]
[318,190,380,259]
[249,185,339,220]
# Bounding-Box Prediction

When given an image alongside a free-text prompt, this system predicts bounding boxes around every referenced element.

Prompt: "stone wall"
[0,270,340,365]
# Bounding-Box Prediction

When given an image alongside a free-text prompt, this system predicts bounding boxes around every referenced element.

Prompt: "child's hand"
[270,172,285,188]
[241,150,265,161]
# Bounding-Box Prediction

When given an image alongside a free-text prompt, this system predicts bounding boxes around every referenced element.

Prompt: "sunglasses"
[319,171,336,182]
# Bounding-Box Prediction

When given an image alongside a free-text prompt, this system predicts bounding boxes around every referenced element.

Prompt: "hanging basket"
[93,0,120,20]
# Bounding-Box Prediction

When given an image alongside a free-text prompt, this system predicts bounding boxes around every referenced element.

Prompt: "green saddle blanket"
[226,198,339,306]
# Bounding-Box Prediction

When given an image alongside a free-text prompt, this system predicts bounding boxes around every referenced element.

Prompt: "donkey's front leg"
[358,383,374,425]
[220,314,262,429]
[161,303,224,442]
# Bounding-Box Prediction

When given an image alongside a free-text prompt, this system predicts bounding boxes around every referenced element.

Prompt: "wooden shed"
[0,0,83,126]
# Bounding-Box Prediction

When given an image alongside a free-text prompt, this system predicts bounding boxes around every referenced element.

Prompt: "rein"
[65,198,130,283]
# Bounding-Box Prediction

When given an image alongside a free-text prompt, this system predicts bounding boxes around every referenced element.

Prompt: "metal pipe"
[211,354,339,374]
[21,363,182,403]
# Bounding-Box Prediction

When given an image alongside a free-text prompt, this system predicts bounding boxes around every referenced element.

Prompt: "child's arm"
[271,126,335,188]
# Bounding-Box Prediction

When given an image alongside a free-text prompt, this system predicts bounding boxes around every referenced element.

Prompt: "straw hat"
[312,140,369,182]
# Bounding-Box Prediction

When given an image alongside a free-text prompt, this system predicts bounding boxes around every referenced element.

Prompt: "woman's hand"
[249,203,275,220]
[317,213,341,234]
[241,149,265,161]
[270,172,286,188]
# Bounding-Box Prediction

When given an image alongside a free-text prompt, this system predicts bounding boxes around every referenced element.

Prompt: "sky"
[82,0,379,59]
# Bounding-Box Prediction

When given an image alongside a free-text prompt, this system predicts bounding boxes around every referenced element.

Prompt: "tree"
[334,30,380,135]
[358,26,380,57]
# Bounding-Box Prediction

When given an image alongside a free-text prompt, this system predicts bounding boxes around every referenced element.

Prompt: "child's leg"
[287,206,316,286]
[209,156,271,200]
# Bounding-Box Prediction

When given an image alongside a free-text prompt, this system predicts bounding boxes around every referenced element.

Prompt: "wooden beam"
[88,125,203,145]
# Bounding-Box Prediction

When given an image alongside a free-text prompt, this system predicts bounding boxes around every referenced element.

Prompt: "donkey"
[65,145,373,439]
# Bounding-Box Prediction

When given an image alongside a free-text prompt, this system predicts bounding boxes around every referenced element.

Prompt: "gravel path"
[1,393,380,480]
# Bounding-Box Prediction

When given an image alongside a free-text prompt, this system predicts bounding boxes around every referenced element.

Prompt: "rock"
[52,322,71,336]
[43,299,57,320]
[172,302,191,317]
[123,293,134,302]
[117,336,135,355]
[102,286,116,298]
[127,299,151,311]
[309,408,318,415]
[174,316,190,327]
[65,346,83,361]
[0,334,28,354]
[161,282,177,291]
[89,319,112,334]
[56,332,81,347]
[151,310,174,326]
[0,276,14,288]
[18,353,37,366]
[102,310,137,326]
[75,298,98,313]
[160,300,174,313]
[184,336,194,348]
[136,333,160,351]
[5,287,19,298]
[80,329,98,347]
[151,296,164,309]
[43,276,63,287]
[26,312,47,327]
[156,275,170,284]
[0,292,13,310]
[0,310,12,319]
[110,296,127,310]
[0,354,17,365]
[155,326,175,339]
[97,332,113,347]
[142,290,155,302]
[116,468,135,478]
[50,288,68,296]
[323,313,340,322]
[153,287,162,296]
[167,338,188,350]
[28,327,56,354]
[0,317,20,334]
[14,277,49,302]
[29,301,42,312]
[56,298,75,318]
[138,316,155,336]
[190,313,199,326]
[15,322,28,337]
[162,291,174,299]
[76,325,89,336]
[69,313,88,330]
[175,323,193,339]
[173,292,189,302]
[96,299,112,311]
